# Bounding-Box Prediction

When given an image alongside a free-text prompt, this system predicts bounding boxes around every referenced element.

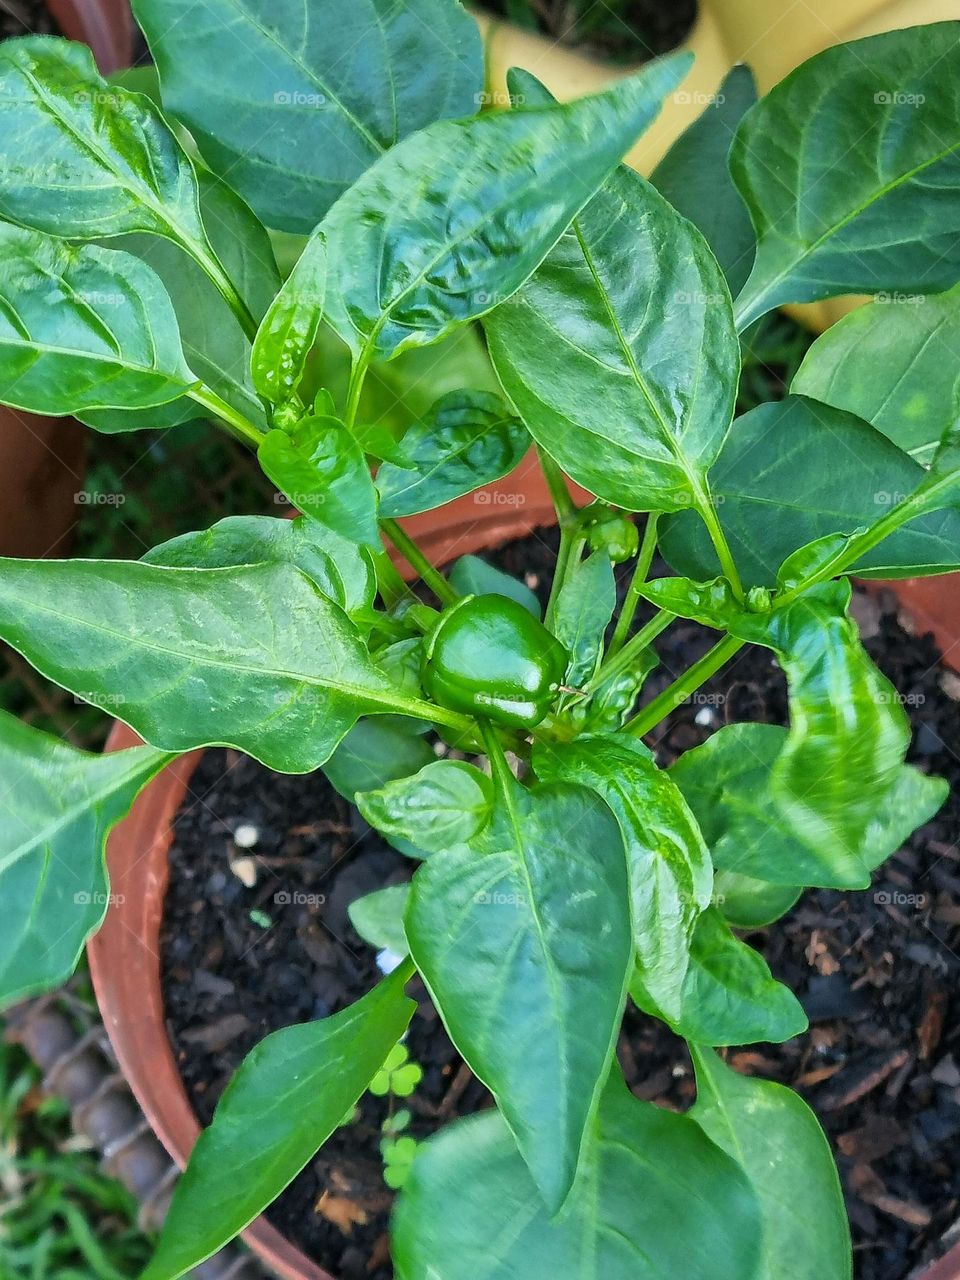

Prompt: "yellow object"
[476,0,952,332]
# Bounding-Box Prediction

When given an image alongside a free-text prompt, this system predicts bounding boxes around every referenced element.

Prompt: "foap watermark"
[874,90,925,106]
[474,890,526,907]
[874,888,928,909]
[274,491,326,509]
[673,90,725,106]
[273,90,327,108]
[474,89,525,108]
[74,90,124,107]
[74,490,125,506]
[874,290,926,305]
[74,691,126,708]
[474,490,525,508]
[75,890,125,906]
[274,890,326,907]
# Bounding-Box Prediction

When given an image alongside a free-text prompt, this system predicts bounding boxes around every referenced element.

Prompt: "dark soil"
[161,526,960,1280]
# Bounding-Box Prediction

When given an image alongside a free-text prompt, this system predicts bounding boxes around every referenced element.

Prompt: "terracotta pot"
[0,0,134,558]
[88,453,960,1280]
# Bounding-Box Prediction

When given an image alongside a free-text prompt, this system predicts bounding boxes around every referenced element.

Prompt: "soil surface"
[161,527,960,1280]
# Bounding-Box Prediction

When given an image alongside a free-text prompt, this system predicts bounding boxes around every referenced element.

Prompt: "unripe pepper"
[422,594,568,729]
[581,502,639,564]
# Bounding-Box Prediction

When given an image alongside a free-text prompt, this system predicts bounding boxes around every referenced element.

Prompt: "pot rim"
[88,451,960,1280]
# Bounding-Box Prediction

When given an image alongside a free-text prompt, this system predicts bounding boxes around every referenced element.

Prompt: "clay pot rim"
[88,454,960,1280]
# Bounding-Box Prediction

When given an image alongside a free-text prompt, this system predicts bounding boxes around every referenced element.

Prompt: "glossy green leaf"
[377,391,528,517]
[323,721,435,805]
[141,968,415,1280]
[260,53,691,393]
[251,233,326,408]
[659,397,960,585]
[142,514,377,622]
[901,419,960,519]
[672,722,946,890]
[567,654,658,735]
[0,713,169,1007]
[84,172,280,433]
[447,555,541,618]
[714,870,802,930]
[649,64,757,296]
[324,719,436,860]
[357,760,493,856]
[348,883,410,956]
[406,775,631,1210]
[534,735,711,1025]
[393,1074,762,1280]
[631,907,807,1046]
[731,23,960,328]
[691,1047,852,1280]
[0,37,208,247]
[485,67,738,514]
[551,552,617,688]
[0,223,195,415]
[132,0,484,233]
[0,558,435,773]
[792,286,960,465]
[258,415,380,547]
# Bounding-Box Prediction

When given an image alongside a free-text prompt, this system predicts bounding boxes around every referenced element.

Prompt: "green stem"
[623,634,745,738]
[371,549,410,611]
[588,607,674,692]
[537,446,578,525]
[607,513,660,655]
[381,518,458,607]
[696,487,744,601]
[187,385,264,447]
[188,235,259,344]
[478,718,516,796]
[344,351,372,430]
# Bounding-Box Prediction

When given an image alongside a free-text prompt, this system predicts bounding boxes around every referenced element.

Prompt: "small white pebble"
[234,823,259,848]
[524,572,539,590]
[940,671,960,701]
[376,948,405,975]
[230,856,258,888]
[694,707,716,727]
[671,1063,687,1078]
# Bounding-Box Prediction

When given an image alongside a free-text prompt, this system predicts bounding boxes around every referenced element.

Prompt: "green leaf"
[251,232,326,408]
[324,719,436,860]
[447,555,541,617]
[0,558,431,773]
[731,22,960,328]
[323,721,435,804]
[631,907,807,1046]
[649,64,757,296]
[257,415,380,547]
[534,735,711,1024]
[260,53,692,393]
[792,286,960,465]
[84,172,280,434]
[406,775,631,1211]
[0,37,208,247]
[659,396,960,585]
[393,1073,762,1280]
[348,883,410,956]
[690,1047,852,1280]
[377,391,528,518]
[0,224,195,416]
[143,515,377,623]
[713,871,801,930]
[357,760,494,855]
[141,968,415,1280]
[0,712,169,1007]
[671,722,946,890]
[551,552,616,688]
[485,68,738,514]
[132,0,484,233]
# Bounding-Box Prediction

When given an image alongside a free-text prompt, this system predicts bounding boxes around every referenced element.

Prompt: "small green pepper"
[422,594,568,729]
[581,502,639,564]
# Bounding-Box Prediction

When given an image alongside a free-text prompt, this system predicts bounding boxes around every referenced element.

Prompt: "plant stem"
[588,607,674,692]
[189,235,259,344]
[623,634,745,738]
[537,445,578,525]
[695,487,744,601]
[607,513,660,655]
[344,352,372,429]
[538,447,585,629]
[381,518,458,607]
[372,549,411,610]
[478,718,516,796]
[187,385,264,447]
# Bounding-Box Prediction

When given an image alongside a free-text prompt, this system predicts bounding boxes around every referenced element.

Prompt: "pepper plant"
[0,7,958,1278]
